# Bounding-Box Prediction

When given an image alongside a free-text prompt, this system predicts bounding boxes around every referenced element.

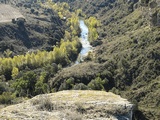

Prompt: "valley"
[0,0,160,120]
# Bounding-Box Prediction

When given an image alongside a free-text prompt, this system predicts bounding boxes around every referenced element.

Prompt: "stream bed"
[75,20,92,64]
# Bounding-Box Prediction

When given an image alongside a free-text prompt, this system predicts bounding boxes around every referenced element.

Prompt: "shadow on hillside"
[16,20,31,48]
[133,110,149,120]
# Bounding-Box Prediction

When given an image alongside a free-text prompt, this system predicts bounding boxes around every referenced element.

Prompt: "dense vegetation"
[0,0,83,102]
[49,0,160,120]
[0,0,160,120]
[85,16,100,42]
[0,6,64,56]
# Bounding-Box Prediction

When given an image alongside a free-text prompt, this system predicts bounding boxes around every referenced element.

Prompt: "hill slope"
[0,1,159,120]
[49,0,160,119]
[0,3,65,57]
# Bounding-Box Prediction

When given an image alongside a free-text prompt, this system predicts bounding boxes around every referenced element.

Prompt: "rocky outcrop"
[0,90,134,120]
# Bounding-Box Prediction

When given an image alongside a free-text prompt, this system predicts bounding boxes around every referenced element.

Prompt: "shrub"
[73,83,88,90]
[0,82,6,94]
[109,87,120,95]
[88,77,108,90]
[76,103,86,114]
[66,77,75,88]
[59,77,75,91]
[64,109,82,120]
[34,96,54,112]
[34,11,39,16]
[12,19,16,24]
[0,92,14,104]
[12,71,37,97]
[30,8,35,13]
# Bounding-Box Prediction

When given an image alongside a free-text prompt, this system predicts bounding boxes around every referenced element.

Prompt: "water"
[75,20,92,64]
[116,104,133,120]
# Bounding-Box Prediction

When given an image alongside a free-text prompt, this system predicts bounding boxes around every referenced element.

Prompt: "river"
[75,20,92,64]
[75,20,133,120]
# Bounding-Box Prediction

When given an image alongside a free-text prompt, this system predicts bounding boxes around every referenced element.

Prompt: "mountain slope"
[49,0,160,119]
[0,0,159,119]
[0,3,65,57]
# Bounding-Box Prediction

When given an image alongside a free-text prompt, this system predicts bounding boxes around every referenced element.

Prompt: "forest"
[0,0,100,100]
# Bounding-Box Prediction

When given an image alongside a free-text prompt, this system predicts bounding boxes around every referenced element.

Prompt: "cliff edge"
[0,90,133,120]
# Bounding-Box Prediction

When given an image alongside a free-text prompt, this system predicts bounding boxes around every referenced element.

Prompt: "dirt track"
[0,4,24,23]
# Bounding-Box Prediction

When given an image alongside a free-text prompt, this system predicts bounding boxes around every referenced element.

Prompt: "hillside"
[0,90,133,120]
[49,0,160,120]
[0,3,65,57]
[0,0,159,120]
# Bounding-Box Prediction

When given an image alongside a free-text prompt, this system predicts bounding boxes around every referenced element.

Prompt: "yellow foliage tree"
[11,67,19,79]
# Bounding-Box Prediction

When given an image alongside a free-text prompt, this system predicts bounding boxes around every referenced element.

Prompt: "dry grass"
[0,5,24,23]
[31,95,54,112]
[0,90,132,120]
[63,109,82,120]
[47,90,128,104]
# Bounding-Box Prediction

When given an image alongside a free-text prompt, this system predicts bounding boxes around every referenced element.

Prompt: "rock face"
[0,90,133,120]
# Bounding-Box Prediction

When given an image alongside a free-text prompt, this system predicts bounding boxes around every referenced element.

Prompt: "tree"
[12,71,37,97]
[85,17,100,41]
[35,81,48,94]
[88,77,108,90]
[11,67,19,79]
[73,83,88,90]
[31,8,35,13]
[4,49,12,58]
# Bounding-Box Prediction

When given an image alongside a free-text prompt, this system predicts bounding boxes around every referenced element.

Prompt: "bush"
[64,109,82,120]
[73,83,88,90]
[33,95,54,112]
[76,103,86,114]
[88,77,108,90]
[30,9,35,13]
[0,92,14,104]
[109,87,120,95]
[12,19,16,24]
[0,82,6,94]
[34,11,39,16]
[59,77,75,91]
